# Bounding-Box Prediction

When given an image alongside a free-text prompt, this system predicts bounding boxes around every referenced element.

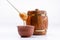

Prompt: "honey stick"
[7,0,27,25]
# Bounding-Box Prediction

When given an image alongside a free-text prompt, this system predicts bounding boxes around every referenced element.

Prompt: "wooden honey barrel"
[26,9,48,35]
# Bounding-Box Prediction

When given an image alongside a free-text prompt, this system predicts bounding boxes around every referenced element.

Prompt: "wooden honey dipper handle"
[7,0,27,21]
[7,0,27,25]
[7,0,20,13]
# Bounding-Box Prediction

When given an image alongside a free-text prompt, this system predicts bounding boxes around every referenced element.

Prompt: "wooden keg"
[26,9,48,35]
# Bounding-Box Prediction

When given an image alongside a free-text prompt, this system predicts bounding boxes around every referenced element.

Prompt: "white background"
[0,0,60,40]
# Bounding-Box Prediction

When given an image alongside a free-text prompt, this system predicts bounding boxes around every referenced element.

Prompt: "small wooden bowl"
[17,25,34,37]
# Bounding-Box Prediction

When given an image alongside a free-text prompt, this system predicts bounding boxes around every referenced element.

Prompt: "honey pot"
[26,9,48,35]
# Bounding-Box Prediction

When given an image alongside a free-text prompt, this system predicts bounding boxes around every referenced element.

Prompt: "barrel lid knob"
[35,9,39,11]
